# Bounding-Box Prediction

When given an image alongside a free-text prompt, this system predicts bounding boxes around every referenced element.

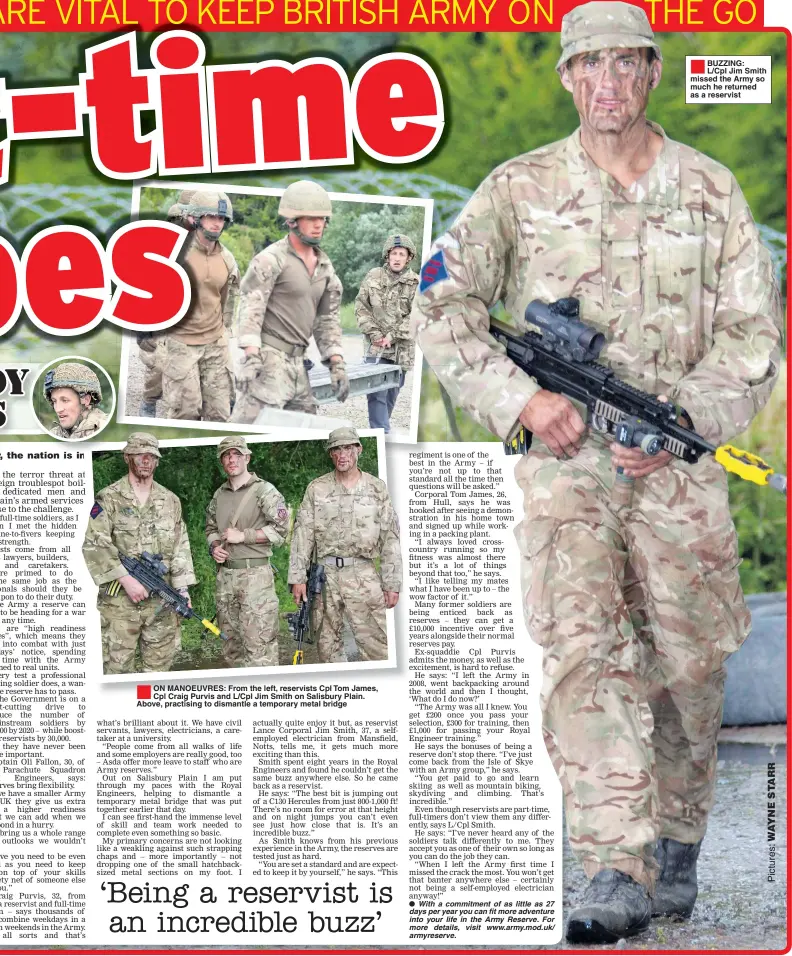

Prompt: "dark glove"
[137,332,157,353]
[329,360,349,402]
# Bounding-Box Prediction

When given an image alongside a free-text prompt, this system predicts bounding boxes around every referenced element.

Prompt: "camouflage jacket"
[82,476,196,589]
[355,266,419,369]
[237,236,343,362]
[288,470,402,592]
[411,124,782,447]
[206,473,289,561]
[51,407,109,440]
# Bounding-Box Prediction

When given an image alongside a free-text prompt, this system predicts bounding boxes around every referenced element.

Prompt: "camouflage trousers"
[160,334,234,421]
[216,564,279,668]
[100,593,181,674]
[139,345,162,402]
[514,444,750,894]
[230,344,316,423]
[312,562,388,663]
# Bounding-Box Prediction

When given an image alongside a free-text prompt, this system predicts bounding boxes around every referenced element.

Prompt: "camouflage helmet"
[278,181,332,219]
[187,189,233,224]
[44,362,102,406]
[383,233,416,260]
[556,1,662,72]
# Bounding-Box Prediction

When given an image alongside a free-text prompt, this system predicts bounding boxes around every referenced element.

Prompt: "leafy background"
[91,436,379,669]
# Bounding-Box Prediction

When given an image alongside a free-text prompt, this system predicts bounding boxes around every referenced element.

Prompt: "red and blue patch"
[420,250,448,292]
[90,501,103,519]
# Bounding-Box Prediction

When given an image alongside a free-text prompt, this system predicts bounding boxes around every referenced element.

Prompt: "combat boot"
[139,400,157,418]
[565,869,651,944]
[651,838,701,919]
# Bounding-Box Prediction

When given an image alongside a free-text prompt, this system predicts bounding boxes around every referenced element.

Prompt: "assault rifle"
[490,297,786,495]
[105,551,229,640]
[287,561,326,665]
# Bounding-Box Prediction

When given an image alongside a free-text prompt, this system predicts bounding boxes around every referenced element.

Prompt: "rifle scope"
[525,298,606,363]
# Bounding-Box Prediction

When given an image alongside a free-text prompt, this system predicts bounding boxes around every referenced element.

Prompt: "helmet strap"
[287,220,323,248]
[199,223,224,242]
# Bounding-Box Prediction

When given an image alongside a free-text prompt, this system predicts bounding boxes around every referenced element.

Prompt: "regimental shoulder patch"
[278,507,288,521]
[90,501,103,519]
[420,250,449,292]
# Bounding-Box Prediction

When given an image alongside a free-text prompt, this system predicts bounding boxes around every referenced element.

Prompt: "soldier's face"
[561,48,661,135]
[126,453,158,480]
[388,248,410,272]
[297,216,326,241]
[51,388,90,430]
[198,214,225,239]
[330,443,360,473]
[221,449,250,477]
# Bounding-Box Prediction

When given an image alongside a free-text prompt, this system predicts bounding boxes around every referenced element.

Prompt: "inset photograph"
[83,430,400,681]
[119,180,432,443]
[32,356,115,441]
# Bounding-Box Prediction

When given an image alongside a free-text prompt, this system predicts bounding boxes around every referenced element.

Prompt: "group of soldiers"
[82,427,401,674]
[138,182,418,435]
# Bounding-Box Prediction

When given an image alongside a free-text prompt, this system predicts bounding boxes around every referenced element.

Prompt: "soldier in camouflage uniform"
[356,233,419,433]
[289,428,401,663]
[46,362,109,440]
[138,190,197,418]
[230,181,348,422]
[158,189,240,422]
[82,433,196,674]
[411,1,782,943]
[206,437,289,668]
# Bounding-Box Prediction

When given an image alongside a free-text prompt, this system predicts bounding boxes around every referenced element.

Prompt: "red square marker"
[690,60,706,74]
[137,685,152,699]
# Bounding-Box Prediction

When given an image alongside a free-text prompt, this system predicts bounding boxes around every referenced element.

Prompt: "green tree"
[322,203,425,302]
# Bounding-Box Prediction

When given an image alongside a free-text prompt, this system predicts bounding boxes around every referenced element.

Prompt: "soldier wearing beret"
[206,437,290,668]
[411,0,782,943]
[82,433,196,674]
[288,428,401,663]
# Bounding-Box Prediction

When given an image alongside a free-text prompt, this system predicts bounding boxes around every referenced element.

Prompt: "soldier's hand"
[119,575,149,604]
[519,390,586,459]
[610,444,674,478]
[384,590,399,609]
[212,545,229,564]
[244,346,260,357]
[178,588,192,609]
[610,394,676,478]
[222,528,245,545]
[292,583,307,604]
[329,360,350,403]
